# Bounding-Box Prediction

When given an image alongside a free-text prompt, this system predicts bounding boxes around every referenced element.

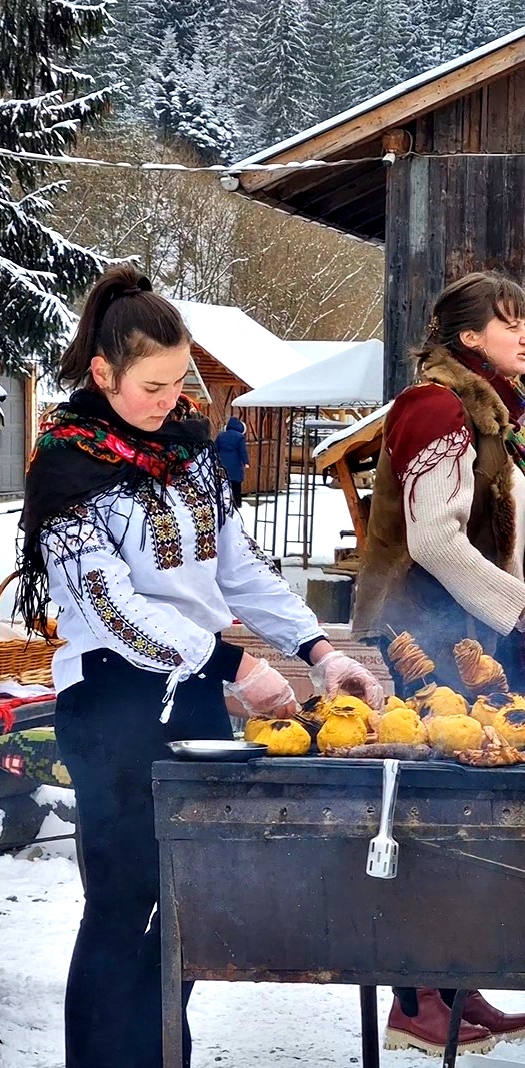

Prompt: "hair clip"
[427,314,440,339]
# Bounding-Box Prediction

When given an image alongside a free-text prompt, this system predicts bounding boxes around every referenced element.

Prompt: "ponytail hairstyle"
[415,271,525,371]
[58,264,191,390]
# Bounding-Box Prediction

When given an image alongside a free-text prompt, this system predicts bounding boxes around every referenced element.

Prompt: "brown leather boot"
[384,988,495,1056]
[462,990,525,1040]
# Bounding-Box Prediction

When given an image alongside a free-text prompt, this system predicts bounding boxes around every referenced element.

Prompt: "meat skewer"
[323,742,432,760]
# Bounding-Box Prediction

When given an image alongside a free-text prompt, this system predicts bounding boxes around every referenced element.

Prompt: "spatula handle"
[378,758,400,836]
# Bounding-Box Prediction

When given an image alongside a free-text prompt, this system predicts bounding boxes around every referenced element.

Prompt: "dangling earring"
[478,346,495,375]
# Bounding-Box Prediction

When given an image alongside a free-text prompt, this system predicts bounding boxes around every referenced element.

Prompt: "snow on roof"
[232,339,383,408]
[312,401,393,458]
[288,340,354,363]
[233,29,525,167]
[175,301,308,389]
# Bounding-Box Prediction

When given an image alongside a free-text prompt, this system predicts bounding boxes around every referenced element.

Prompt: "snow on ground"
[240,476,358,566]
[2,849,525,1067]
[0,500,22,617]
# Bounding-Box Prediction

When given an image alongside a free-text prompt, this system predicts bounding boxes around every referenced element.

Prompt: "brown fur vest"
[352,349,516,665]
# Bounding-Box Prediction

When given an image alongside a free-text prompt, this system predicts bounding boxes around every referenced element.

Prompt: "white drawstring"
[161,668,180,723]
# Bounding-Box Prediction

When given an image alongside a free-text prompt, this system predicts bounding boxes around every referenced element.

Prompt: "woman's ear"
[459,329,481,350]
[90,354,114,391]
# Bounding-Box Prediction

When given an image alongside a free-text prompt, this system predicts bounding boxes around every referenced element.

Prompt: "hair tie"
[121,286,141,296]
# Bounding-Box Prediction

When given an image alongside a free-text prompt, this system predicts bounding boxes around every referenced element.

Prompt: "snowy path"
[1,852,525,1068]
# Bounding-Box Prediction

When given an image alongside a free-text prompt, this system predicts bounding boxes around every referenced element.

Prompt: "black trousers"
[55,648,233,1068]
[230,480,242,508]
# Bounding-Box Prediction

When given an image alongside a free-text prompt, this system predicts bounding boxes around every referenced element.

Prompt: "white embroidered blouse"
[42,469,324,695]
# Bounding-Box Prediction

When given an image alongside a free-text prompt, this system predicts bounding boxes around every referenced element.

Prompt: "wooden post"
[384,154,525,399]
[24,371,37,466]
[335,458,366,552]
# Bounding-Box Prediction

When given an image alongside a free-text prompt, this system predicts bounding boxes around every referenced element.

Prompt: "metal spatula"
[366,758,401,879]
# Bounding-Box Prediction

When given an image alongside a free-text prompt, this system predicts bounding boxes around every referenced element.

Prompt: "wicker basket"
[0,571,63,688]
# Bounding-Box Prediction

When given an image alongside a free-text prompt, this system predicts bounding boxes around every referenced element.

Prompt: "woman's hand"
[225,653,299,719]
[308,645,384,709]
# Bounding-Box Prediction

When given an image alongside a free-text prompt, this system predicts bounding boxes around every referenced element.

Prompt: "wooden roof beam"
[238,40,525,195]
[268,140,384,201]
[294,167,385,216]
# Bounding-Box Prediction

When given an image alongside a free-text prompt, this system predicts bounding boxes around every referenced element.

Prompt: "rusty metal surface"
[154,758,525,843]
[154,757,525,1068]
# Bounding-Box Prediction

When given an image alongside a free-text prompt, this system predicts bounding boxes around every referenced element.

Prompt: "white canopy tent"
[232,339,383,408]
[287,340,356,363]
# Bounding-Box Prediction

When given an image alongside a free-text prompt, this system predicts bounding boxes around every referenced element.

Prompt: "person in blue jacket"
[215,416,249,507]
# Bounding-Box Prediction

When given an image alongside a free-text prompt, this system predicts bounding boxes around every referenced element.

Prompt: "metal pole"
[443,990,469,1068]
[302,423,310,570]
[253,409,264,546]
[283,408,294,556]
[271,408,283,557]
[359,986,380,1068]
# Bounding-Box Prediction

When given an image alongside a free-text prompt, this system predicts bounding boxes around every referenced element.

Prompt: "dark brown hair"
[58,264,191,390]
[416,271,525,365]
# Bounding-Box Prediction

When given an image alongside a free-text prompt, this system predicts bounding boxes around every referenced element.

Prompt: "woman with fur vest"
[353,271,525,1057]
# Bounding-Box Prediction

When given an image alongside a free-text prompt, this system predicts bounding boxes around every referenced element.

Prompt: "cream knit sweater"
[404,437,525,636]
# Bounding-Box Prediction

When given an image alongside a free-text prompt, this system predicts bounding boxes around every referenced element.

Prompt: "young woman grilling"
[17,265,383,1068]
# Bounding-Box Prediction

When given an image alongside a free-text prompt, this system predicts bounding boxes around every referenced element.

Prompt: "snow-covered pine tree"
[89,0,160,119]
[305,0,356,121]
[252,0,310,144]
[203,0,239,97]
[168,0,202,60]
[147,26,237,161]
[347,0,414,99]
[461,0,524,52]
[0,0,112,374]
[228,0,266,155]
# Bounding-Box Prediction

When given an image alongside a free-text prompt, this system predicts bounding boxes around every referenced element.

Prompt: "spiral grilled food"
[386,631,435,683]
[453,639,508,693]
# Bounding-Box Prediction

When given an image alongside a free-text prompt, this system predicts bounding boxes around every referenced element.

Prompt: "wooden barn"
[176,301,308,494]
[229,28,525,399]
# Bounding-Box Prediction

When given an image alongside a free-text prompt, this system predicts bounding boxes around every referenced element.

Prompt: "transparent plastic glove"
[309,650,384,709]
[224,658,300,719]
